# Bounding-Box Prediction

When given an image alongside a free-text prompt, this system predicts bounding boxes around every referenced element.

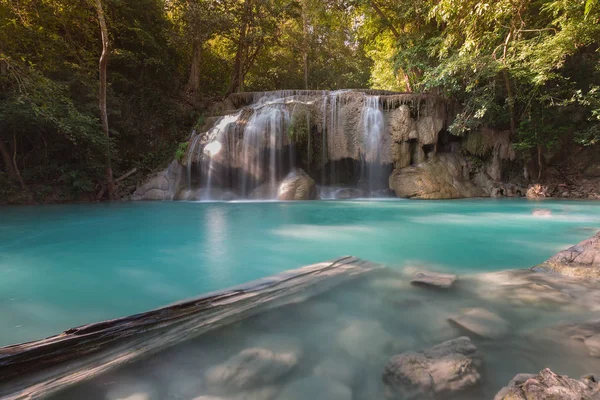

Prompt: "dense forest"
[1,0,599,203]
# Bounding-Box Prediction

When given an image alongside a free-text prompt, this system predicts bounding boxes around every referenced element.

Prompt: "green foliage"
[175,142,189,163]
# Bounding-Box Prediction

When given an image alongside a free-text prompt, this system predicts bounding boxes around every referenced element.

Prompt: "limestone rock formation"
[494,368,600,400]
[277,169,317,200]
[132,161,184,201]
[533,231,600,278]
[382,336,482,399]
[411,271,457,288]
[389,153,487,199]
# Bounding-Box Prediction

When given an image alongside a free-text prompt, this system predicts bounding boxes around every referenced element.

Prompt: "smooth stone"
[448,308,509,339]
[382,336,482,400]
[584,334,600,357]
[106,383,156,400]
[533,232,600,278]
[494,368,600,399]
[411,271,457,288]
[337,318,395,360]
[277,376,352,400]
[204,345,299,391]
[313,356,357,387]
[532,208,552,217]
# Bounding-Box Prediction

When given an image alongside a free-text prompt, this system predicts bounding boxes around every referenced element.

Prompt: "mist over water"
[1,199,599,346]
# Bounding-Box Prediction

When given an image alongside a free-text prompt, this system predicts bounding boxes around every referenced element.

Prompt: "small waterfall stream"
[182,90,430,200]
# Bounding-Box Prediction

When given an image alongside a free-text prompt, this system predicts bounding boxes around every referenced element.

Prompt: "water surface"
[1,199,599,346]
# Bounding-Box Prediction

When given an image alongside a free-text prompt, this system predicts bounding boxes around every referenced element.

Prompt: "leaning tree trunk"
[0,137,17,179]
[95,0,115,200]
[225,0,250,97]
[186,41,202,97]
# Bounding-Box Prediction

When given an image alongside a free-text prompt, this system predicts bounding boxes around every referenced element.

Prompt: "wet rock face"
[526,184,550,198]
[533,232,600,278]
[382,337,482,400]
[132,161,185,201]
[448,308,509,339]
[494,368,600,400]
[389,153,486,199]
[277,169,317,200]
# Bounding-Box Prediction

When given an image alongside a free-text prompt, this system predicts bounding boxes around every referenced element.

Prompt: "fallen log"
[0,256,381,400]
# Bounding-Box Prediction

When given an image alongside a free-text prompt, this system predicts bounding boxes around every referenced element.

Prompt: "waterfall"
[361,95,385,192]
[241,104,290,197]
[181,89,435,200]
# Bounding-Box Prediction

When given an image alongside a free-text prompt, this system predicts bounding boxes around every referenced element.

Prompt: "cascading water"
[241,103,290,197]
[361,96,385,192]
[181,89,429,200]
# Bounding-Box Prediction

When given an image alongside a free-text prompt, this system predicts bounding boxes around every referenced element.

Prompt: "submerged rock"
[533,232,600,278]
[313,356,357,387]
[204,346,299,391]
[448,308,509,339]
[194,387,280,400]
[278,376,352,400]
[382,336,482,399]
[337,318,396,361]
[552,319,600,357]
[277,169,317,200]
[532,208,552,217]
[494,368,600,400]
[411,271,457,289]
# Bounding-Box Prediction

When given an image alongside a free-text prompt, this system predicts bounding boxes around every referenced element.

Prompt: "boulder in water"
[204,345,299,391]
[277,169,317,200]
[382,336,482,399]
[533,232,600,278]
[493,368,600,400]
[389,154,486,199]
[132,161,185,201]
[278,376,352,400]
[411,271,457,289]
[337,318,395,361]
[532,208,552,217]
[448,308,509,339]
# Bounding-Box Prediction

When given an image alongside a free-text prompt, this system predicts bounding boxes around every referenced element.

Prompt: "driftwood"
[0,256,381,400]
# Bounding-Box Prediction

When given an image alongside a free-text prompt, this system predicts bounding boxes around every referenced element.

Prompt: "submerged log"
[0,256,381,400]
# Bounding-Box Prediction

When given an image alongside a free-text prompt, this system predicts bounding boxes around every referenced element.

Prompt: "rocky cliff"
[132,89,589,201]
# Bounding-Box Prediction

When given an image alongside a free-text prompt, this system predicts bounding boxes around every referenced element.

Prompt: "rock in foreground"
[494,368,600,400]
[382,336,482,399]
[448,308,509,339]
[411,271,457,288]
[277,169,317,200]
[533,231,600,278]
[204,346,299,391]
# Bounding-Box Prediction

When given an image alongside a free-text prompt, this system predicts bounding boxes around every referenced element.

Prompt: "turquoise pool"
[1,199,599,346]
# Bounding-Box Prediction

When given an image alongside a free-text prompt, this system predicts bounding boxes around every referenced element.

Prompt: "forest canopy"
[0,0,599,202]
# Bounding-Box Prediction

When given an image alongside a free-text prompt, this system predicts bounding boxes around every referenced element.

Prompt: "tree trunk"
[302,0,309,90]
[503,70,517,138]
[95,0,115,200]
[225,0,251,97]
[11,133,27,190]
[186,41,202,96]
[0,137,17,179]
[537,143,543,181]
